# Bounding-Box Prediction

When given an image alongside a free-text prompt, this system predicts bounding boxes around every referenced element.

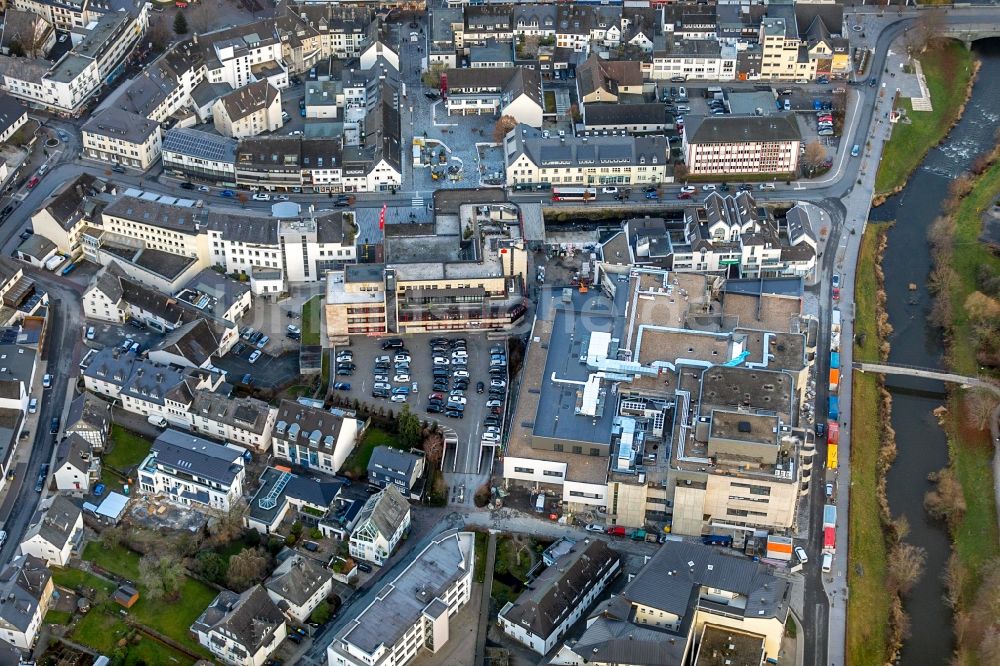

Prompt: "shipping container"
[827,421,840,445]
[823,504,837,528]
[701,534,733,547]
[823,526,836,553]
[830,352,840,369]
[829,368,840,393]
[831,309,842,331]
[829,395,839,420]
[830,331,841,353]
[766,535,794,561]
[827,442,838,469]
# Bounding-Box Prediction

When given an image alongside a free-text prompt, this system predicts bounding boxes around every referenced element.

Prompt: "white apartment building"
[648,39,737,81]
[271,400,361,475]
[11,0,91,31]
[0,3,149,114]
[759,18,816,81]
[81,107,163,170]
[212,81,283,139]
[504,125,671,188]
[203,25,288,91]
[328,531,475,666]
[498,540,620,655]
[682,115,801,176]
[138,429,246,513]
[349,485,411,565]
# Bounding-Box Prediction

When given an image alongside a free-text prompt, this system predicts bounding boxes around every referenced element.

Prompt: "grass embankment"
[341,427,403,479]
[926,146,1000,665]
[846,228,891,666]
[301,295,323,346]
[874,41,976,198]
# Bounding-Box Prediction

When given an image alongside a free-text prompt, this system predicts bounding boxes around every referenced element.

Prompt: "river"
[868,38,1000,665]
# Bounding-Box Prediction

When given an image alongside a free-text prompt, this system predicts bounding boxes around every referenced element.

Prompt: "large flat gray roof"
[532,285,629,446]
[336,531,474,657]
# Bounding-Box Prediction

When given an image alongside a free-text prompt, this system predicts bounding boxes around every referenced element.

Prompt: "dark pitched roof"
[685,114,801,145]
[500,539,619,639]
[367,446,420,482]
[265,555,332,608]
[218,81,280,122]
[41,174,103,229]
[150,319,221,367]
[193,585,284,656]
[151,429,244,486]
[0,95,26,137]
[585,103,670,128]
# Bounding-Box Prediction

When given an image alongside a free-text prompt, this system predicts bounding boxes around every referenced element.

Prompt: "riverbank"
[846,228,892,666]
[926,143,1000,665]
[873,41,977,202]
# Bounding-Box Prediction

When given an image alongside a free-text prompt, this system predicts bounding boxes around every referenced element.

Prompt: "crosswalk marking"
[411,197,424,208]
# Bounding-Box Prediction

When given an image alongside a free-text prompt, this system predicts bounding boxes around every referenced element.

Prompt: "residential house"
[327,531,475,666]
[147,319,231,369]
[191,585,286,666]
[63,392,111,452]
[18,495,83,567]
[576,55,643,104]
[271,400,362,475]
[28,173,111,256]
[682,114,801,176]
[189,389,276,453]
[213,81,283,139]
[246,466,347,536]
[265,554,333,624]
[366,446,425,500]
[52,433,100,494]
[349,485,410,566]
[0,554,52,650]
[498,539,620,655]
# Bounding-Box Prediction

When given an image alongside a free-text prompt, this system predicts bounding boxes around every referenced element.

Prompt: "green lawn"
[44,610,73,625]
[301,295,323,346]
[51,566,115,595]
[846,229,891,666]
[875,41,975,196]
[102,425,153,492]
[72,609,195,666]
[341,427,403,479]
[81,543,215,656]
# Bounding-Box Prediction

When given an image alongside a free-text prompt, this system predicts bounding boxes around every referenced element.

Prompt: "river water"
[868,39,1000,665]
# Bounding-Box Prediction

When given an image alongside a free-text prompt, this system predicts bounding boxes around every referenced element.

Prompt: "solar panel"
[163,129,237,163]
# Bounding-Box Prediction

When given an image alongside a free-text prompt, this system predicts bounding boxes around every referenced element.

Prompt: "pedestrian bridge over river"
[854,362,999,396]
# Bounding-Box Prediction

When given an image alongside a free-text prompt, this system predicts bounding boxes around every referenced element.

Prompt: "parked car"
[28,398,37,414]
[256,335,269,348]
[252,193,271,201]
[601,186,618,194]
[42,374,51,388]
[795,546,809,564]
[241,374,253,385]
[179,181,195,190]
[585,523,604,533]
[249,350,262,364]
[50,417,59,434]
[333,382,351,391]
[86,326,95,340]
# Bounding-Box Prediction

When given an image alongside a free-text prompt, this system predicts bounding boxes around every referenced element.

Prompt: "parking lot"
[331,334,509,476]
[84,319,163,353]
[214,345,300,389]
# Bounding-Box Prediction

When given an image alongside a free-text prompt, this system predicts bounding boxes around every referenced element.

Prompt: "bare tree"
[147,18,172,52]
[227,547,270,590]
[673,162,689,181]
[422,432,444,468]
[492,115,518,143]
[208,500,248,546]
[139,552,186,601]
[887,542,926,596]
[186,4,213,34]
[905,8,946,55]
[801,140,827,172]
[965,389,1000,431]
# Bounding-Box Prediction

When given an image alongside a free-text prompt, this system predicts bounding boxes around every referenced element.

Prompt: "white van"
[147,415,168,428]
[821,552,833,573]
